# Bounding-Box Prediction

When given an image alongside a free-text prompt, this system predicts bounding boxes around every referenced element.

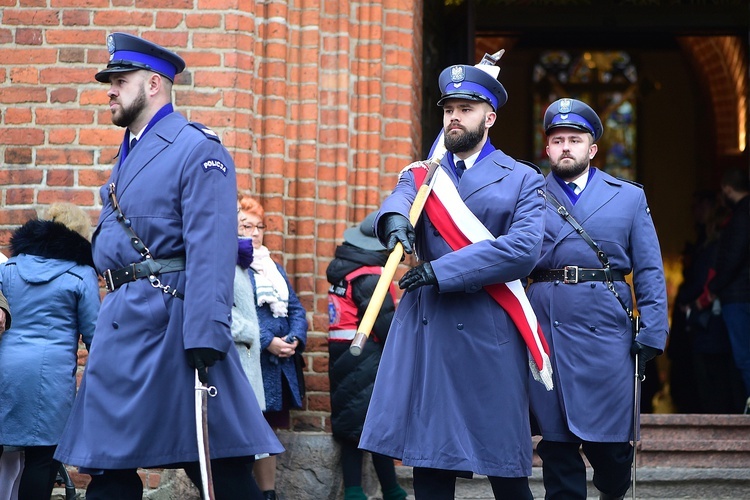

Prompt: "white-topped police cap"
[95,33,186,83]
[543,98,604,141]
[436,64,508,111]
[343,211,385,252]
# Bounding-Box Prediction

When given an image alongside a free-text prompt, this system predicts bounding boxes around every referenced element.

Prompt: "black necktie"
[567,182,578,194]
[130,137,138,151]
[456,160,466,179]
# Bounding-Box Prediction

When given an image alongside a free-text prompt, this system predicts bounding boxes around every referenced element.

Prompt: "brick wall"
[0,0,422,488]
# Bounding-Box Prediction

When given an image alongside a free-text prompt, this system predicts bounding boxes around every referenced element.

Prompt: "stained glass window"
[533,50,639,180]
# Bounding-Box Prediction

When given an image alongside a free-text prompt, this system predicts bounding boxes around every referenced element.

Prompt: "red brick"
[1,48,57,64]
[37,148,95,166]
[0,208,39,225]
[62,9,91,26]
[47,169,75,186]
[37,189,95,206]
[155,11,184,29]
[0,128,45,146]
[91,10,153,27]
[49,128,77,144]
[6,188,36,206]
[36,109,94,125]
[50,88,78,104]
[15,28,43,45]
[4,148,33,165]
[3,9,59,25]
[4,108,33,124]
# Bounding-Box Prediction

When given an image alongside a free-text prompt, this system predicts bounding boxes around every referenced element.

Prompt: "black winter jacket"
[710,195,749,304]
[326,243,395,442]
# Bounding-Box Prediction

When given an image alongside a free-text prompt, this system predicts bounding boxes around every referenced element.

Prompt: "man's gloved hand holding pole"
[381,213,416,254]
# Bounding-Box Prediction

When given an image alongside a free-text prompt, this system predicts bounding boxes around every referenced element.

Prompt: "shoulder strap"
[546,193,609,268]
[188,122,221,143]
[546,192,634,321]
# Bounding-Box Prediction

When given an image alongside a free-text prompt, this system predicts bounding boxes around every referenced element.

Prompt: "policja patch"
[202,159,227,176]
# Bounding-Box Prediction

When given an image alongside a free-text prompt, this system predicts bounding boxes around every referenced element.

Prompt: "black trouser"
[339,440,399,490]
[86,457,263,500]
[412,467,533,500]
[536,439,633,500]
[19,445,60,500]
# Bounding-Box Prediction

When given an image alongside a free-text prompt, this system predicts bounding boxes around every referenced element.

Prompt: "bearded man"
[54,32,282,499]
[527,98,668,500]
[359,62,548,499]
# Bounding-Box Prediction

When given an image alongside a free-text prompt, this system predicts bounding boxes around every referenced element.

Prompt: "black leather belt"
[104,256,185,294]
[529,266,626,284]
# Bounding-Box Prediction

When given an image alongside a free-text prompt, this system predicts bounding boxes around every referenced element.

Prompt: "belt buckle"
[563,266,579,284]
[104,268,115,292]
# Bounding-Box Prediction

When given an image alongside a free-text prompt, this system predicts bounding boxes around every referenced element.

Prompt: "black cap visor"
[437,91,494,109]
[95,61,173,83]
[545,122,594,137]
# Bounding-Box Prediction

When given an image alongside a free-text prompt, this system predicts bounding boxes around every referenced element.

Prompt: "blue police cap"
[543,98,604,141]
[437,65,508,111]
[95,33,186,83]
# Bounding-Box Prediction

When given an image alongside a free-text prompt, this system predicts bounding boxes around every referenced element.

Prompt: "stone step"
[638,414,750,468]
[389,466,750,499]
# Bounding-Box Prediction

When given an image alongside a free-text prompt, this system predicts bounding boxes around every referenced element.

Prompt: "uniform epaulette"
[188,122,221,143]
[398,160,430,181]
[516,159,542,174]
[616,177,643,189]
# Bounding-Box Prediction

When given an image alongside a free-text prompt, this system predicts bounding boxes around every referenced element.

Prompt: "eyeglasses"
[239,223,266,232]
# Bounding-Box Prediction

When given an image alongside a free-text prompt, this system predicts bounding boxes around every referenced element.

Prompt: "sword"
[349,49,505,356]
[195,369,218,500]
[632,316,642,500]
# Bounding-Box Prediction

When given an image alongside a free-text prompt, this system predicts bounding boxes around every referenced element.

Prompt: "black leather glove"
[399,262,437,292]
[630,341,660,381]
[381,213,416,254]
[187,348,226,384]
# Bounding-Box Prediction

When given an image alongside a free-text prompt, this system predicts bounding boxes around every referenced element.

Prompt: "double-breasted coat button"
[112,321,119,329]
[553,321,560,327]
[457,323,464,330]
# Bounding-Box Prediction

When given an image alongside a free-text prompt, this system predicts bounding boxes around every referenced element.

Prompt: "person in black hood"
[326,211,407,500]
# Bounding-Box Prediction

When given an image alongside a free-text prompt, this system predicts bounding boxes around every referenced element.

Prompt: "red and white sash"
[412,165,554,390]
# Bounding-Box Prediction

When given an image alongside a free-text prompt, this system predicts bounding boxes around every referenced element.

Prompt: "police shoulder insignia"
[537,188,546,199]
[202,159,227,176]
[646,206,651,216]
[188,122,221,143]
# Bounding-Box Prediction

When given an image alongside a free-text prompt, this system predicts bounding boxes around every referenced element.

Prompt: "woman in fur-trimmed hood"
[0,203,100,499]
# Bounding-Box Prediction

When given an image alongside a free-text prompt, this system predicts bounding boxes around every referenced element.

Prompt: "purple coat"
[55,112,283,470]
[359,148,546,477]
[527,169,669,443]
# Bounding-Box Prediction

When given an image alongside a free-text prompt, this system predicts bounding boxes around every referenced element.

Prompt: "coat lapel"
[455,153,512,201]
[549,169,622,245]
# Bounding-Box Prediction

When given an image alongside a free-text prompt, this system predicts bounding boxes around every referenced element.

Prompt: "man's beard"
[550,155,589,180]
[112,86,147,128]
[444,120,485,154]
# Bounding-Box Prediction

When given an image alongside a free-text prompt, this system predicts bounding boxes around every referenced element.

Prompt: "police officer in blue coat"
[527,98,669,500]
[360,63,546,499]
[54,33,283,499]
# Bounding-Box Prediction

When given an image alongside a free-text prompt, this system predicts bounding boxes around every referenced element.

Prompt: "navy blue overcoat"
[527,169,669,443]
[359,148,546,477]
[55,112,283,470]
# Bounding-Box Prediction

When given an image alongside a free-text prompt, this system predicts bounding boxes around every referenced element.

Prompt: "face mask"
[237,236,254,269]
